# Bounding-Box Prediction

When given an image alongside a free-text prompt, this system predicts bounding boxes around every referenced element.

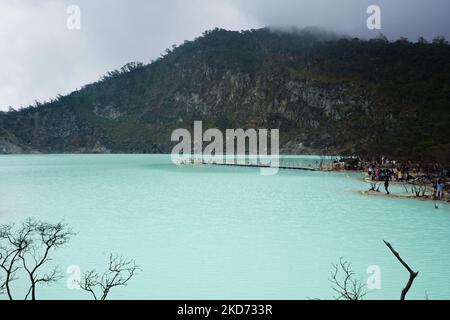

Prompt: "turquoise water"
[0,154,449,300]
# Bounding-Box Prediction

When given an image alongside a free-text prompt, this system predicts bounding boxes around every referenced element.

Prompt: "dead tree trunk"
[383,240,418,300]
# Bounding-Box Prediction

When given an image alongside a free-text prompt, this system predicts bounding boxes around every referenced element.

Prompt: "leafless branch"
[1,218,75,300]
[20,220,75,300]
[80,253,140,300]
[329,257,368,300]
[0,219,35,300]
[79,270,100,300]
[0,275,6,295]
[383,240,419,300]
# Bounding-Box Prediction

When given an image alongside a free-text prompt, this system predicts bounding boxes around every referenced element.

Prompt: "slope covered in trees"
[1,28,449,162]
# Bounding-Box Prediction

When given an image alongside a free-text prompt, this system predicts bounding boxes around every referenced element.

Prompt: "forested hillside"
[1,28,449,162]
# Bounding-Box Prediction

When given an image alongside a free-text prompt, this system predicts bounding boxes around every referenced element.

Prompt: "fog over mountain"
[1,28,449,162]
[1,0,449,111]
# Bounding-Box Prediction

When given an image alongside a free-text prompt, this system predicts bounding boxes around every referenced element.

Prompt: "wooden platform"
[204,161,318,171]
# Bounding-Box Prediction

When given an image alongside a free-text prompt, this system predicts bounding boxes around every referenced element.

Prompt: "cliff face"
[1,28,449,161]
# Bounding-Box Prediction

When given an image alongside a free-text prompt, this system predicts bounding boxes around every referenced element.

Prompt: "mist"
[1,0,449,111]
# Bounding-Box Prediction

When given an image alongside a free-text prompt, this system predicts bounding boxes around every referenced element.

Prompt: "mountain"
[1,28,449,162]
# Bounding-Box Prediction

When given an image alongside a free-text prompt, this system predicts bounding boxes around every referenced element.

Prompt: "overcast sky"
[1,0,449,111]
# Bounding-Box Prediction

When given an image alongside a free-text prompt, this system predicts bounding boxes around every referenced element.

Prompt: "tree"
[432,36,448,45]
[417,36,429,44]
[329,257,368,300]
[20,221,75,300]
[374,33,389,43]
[0,276,5,295]
[0,219,37,299]
[396,37,410,44]
[1,218,140,300]
[79,254,140,300]
[383,240,418,300]
[0,218,75,300]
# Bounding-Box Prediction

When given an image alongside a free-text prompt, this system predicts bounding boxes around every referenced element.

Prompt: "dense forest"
[1,27,449,162]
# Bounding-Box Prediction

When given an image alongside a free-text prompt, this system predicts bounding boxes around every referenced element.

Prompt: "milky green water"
[0,154,449,300]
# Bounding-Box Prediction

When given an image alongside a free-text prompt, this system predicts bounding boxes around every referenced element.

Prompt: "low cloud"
[0,0,449,110]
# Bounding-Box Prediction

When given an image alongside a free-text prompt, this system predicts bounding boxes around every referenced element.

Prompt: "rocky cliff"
[1,28,449,162]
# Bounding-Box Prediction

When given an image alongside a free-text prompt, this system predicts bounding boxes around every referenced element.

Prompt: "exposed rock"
[0,28,448,162]
[0,139,24,154]
[93,104,123,120]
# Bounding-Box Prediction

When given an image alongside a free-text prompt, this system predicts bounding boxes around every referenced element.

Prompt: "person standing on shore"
[437,179,445,199]
[380,169,386,181]
[384,176,390,195]
[397,168,403,181]
[434,181,438,199]
[387,168,393,181]
[375,167,381,181]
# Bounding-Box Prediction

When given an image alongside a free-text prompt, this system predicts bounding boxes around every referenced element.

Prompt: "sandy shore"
[356,178,449,204]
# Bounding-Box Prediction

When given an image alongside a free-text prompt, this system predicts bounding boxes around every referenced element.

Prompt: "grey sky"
[1,0,449,111]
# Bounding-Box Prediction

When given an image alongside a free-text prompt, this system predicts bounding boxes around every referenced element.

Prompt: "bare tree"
[0,218,74,300]
[383,240,418,300]
[0,219,35,299]
[329,257,368,300]
[0,276,5,295]
[20,220,75,300]
[410,177,429,197]
[80,254,140,300]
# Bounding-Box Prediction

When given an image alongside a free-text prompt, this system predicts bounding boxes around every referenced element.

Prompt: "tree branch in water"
[383,240,418,300]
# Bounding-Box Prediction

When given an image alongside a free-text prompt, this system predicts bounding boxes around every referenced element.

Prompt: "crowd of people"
[367,166,416,182]
[364,157,448,200]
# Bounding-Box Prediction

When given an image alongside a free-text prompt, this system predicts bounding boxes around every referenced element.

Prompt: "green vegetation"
[1,28,449,162]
